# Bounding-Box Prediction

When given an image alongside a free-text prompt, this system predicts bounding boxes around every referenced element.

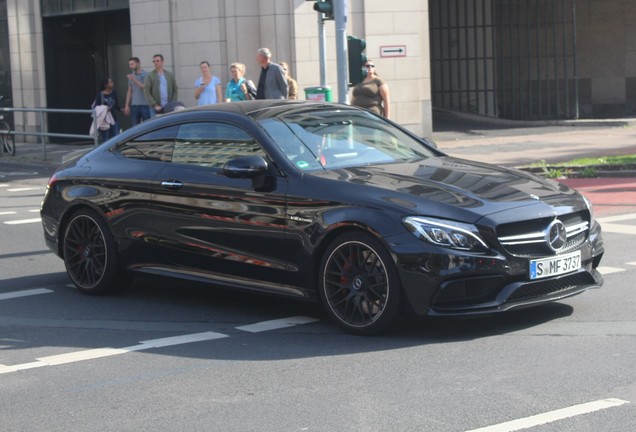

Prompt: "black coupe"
[41,101,604,334]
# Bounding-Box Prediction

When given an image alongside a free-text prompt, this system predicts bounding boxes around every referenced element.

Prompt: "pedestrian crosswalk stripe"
[235,316,320,333]
[597,266,626,275]
[599,223,636,235]
[0,288,54,301]
[4,218,41,225]
[0,315,319,375]
[597,213,636,223]
[6,187,41,192]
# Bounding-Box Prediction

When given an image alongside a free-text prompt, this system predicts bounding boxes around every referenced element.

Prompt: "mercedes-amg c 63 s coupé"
[41,100,604,334]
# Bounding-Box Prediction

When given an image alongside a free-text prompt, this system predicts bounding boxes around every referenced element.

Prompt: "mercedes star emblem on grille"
[546,219,567,252]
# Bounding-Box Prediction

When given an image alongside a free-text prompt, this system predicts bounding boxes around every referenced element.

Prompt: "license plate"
[529,250,581,280]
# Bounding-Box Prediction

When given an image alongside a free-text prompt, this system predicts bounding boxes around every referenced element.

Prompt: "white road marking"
[4,218,41,225]
[28,209,40,213]
[236,316,320,333]
[596,213,636,235]
[6,187,41,192]
[599,223,636,235]
[597,266,627,275]
[465,398,630,432]
[0,183,8,188]
[0,288,54,301]
[626,261,636,266]
[0,316,319,375]
[597,213,636,223]
[136,332,229,348]
[0,331,228,375]
[0,211,17,215]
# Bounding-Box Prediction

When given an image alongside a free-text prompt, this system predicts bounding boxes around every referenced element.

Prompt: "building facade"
[1,0,634,142]
[3,0,431,140]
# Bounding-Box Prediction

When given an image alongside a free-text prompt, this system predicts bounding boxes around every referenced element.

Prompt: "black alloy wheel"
[63,209,120,294]
[319,232,402,335]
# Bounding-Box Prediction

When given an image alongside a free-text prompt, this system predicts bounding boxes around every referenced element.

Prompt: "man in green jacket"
[144,54,178,115]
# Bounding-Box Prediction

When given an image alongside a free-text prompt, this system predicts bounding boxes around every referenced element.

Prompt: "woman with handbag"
[92,78,121,142]
[225,63,249,102]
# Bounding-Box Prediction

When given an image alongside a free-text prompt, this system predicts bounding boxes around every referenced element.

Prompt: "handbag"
[245,80,257,100]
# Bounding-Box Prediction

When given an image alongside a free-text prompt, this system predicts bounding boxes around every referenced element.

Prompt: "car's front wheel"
[319,232,402,335]
[62,209,121,294]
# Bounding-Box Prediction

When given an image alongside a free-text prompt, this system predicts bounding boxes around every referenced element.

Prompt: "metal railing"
[0,106,99,160]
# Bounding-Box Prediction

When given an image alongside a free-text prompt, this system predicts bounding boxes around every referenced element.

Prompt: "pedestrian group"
[92,47,390,141]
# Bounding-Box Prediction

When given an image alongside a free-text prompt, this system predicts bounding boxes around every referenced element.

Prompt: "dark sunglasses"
[365,64,375,68]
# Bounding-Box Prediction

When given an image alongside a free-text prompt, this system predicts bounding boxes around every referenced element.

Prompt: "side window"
[172,122,266,168]
[115,125,177,162]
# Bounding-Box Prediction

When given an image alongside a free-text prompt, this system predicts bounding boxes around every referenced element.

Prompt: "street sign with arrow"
[380,45,407,58]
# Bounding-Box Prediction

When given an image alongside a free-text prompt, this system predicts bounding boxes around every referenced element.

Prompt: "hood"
[307,156,584,222]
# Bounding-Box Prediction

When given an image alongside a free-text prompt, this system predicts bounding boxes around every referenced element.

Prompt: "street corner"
[557,177,636,217]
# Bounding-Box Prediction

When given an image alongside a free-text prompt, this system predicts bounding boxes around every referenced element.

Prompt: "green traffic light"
[313,0,334,19]
[347,35,368,86]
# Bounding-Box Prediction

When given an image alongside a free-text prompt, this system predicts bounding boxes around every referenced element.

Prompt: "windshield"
[257,108,436,171]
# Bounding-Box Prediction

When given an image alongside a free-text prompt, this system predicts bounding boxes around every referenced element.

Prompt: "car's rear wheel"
[62,209,120,294]
[319,232,402,335]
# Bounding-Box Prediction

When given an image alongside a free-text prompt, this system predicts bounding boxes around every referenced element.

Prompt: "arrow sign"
[380,45,407,58]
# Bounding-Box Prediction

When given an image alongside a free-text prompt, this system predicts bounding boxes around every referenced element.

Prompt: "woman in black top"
[93,78,121,142]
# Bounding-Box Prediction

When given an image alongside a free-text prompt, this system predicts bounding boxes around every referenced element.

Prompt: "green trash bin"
[304,86,332,102]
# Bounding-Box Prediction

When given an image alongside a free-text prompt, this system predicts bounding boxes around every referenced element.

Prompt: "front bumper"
[386,221,604,317]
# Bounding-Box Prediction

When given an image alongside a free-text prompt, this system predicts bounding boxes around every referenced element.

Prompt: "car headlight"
[403,216,488,253]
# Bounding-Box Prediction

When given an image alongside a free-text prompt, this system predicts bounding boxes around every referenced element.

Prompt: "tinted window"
[172,122,265,168]
[116,125,177,162]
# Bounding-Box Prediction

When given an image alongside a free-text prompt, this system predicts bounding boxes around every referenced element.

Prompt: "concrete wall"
[577,0,636,117]
[6,0,46,139]
[128,0,433,136]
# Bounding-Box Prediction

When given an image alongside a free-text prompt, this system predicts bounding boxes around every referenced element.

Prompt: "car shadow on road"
[1,273,576,361]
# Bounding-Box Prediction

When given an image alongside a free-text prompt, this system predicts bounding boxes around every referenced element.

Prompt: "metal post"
[318,13,327,86]
[572,0,579,119]
[40,110,47,160]
[93,108,99,147]
[334,0,348,103]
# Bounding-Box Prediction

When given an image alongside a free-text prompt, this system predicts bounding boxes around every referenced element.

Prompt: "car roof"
[167,100,357,120]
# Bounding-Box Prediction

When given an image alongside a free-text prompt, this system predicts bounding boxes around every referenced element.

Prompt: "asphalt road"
[1,162,635,430]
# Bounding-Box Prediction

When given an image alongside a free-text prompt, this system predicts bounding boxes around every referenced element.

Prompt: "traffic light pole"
[334,0,348,103]
[318,13,327,86]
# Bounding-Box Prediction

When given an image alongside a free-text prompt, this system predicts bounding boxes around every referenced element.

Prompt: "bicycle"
[0,95,15,156]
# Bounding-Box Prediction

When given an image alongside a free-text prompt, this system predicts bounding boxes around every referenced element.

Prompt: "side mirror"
[222,155,268,179]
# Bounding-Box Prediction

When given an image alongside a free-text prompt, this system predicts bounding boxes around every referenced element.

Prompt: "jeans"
[98,120,120,143]
[130,105,151,126]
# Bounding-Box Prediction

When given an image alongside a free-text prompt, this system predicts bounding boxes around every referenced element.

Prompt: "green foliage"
[560,154,636,166]
[578,167,598,178]
[545,168,573,179]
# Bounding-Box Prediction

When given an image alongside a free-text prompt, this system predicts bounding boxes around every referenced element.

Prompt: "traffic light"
[313,0,334,20]
[347,35,367,86]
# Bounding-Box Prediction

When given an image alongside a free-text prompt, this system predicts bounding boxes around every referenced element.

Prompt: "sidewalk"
[3,113,636,216]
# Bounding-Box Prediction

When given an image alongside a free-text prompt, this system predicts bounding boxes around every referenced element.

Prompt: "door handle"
[161,180,183,190]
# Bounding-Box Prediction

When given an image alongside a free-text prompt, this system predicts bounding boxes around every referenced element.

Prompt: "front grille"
[497,211,589,257]
[506,272,597,302]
